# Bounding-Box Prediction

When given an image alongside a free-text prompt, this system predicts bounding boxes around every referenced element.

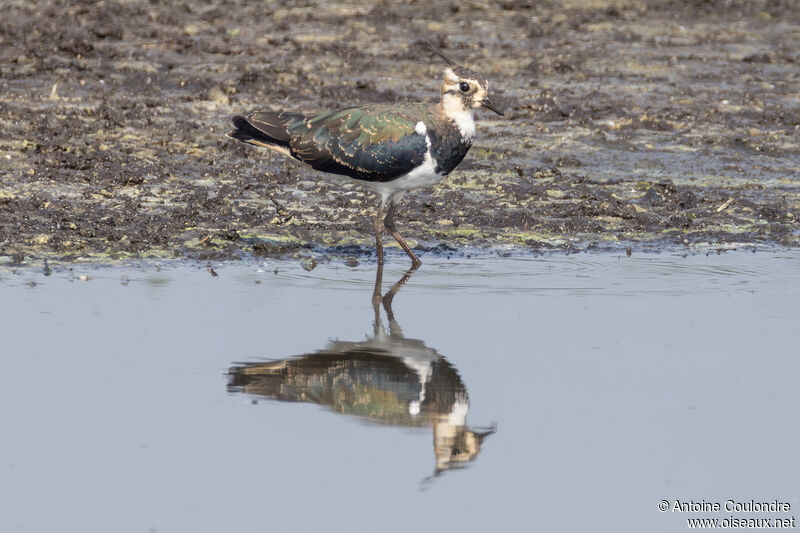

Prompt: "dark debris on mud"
[1,0,798,264]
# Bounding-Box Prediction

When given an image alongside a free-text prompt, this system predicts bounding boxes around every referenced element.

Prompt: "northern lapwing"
[228,252,495,477]
[228,311,494,475]
[227,43,503,268]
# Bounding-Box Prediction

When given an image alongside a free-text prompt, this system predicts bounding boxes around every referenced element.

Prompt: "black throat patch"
[426,126,473,175]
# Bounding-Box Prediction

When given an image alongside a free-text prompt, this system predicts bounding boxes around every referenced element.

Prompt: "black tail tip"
[232,115,249,129]
[227,115,253,141]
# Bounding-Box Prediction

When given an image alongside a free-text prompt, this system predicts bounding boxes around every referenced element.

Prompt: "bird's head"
[426,42,504,116]
[441,66,503,115]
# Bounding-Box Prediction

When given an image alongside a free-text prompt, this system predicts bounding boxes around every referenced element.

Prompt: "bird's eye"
[459,82,470,93]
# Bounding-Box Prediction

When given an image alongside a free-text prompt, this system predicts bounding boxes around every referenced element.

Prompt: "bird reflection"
[227,261,494,478]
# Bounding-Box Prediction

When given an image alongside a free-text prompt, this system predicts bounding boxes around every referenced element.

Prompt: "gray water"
[2,251,799,533]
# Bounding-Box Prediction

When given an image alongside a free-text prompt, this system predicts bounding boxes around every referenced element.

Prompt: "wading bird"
[227,43,503,269]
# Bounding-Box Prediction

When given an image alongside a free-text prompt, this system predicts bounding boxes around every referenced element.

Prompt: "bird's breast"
[427,127,473,175]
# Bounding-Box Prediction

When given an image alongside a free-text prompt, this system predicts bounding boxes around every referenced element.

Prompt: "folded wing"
[229,105,429,183]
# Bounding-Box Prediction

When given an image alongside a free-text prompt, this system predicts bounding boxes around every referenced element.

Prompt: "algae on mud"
[0,0,798,262]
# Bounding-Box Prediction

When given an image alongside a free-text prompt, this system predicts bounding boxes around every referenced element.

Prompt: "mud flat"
[1,0,798,263]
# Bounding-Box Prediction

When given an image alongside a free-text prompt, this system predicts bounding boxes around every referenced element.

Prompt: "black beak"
[476,423,498,444]
[481,97,504,116]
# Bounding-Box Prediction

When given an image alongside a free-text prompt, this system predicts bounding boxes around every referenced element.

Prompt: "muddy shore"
[1,0,798,264]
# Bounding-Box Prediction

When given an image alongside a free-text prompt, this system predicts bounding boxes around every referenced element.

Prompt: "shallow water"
[2,251,799,533]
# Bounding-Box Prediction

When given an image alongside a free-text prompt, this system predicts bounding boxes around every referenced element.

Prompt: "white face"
[443,68,489,110]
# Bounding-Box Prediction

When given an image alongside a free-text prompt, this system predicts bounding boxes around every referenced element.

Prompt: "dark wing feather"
[247,111,306,144]
[287,105,429,183]
[226,111,307,150]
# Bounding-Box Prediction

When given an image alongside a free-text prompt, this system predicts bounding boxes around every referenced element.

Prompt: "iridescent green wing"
[287,104,429,183]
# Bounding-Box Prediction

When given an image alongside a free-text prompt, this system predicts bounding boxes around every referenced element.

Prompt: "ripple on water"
[1,251,795,299]
[253,250,797,298]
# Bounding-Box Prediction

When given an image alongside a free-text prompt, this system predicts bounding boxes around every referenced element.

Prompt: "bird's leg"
[373,204,384,267]
[383,201,422,269]
[382,266,418,323]
[372,204,385,314]
[372,257,386,333]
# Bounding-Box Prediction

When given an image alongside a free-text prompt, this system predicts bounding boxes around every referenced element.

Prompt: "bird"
[226,43,503,269]
[227,262,495,476]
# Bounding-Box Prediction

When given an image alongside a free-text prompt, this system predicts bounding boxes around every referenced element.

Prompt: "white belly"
[390,154,443,190]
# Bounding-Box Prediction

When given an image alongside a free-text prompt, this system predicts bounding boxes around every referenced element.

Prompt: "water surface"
[2,251,798,532]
